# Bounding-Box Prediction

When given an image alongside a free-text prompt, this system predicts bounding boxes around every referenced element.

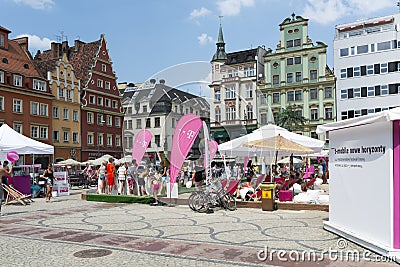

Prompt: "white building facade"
[335,13,400,121]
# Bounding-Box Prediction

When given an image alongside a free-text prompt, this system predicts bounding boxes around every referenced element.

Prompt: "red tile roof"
[0,38,41,77]
[69,40,101,85]
[0,26,11,33]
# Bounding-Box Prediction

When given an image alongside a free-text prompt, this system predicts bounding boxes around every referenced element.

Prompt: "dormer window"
[23,63,29,69]
[14,75,22,87]
[0,34,4,47]
[2,58,8,64]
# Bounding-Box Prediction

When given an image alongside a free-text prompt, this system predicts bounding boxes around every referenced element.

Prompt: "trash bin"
[260,182,276,211]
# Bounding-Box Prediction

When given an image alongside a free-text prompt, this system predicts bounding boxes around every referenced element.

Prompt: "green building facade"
[258,14,336,139]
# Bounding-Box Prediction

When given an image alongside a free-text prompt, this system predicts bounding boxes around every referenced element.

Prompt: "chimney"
[51,42,62,58]
[61,40,69,55]
[74,39,84,52]
[14,36,29,52]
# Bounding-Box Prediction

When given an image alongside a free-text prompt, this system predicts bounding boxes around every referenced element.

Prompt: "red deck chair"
[303,178,316,191]
[274,177,285,185]
[225,180,240,195]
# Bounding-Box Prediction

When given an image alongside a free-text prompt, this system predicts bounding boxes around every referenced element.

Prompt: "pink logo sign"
[132,130,153,164]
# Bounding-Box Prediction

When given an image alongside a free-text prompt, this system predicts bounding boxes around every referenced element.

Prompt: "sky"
[1,0,398,96]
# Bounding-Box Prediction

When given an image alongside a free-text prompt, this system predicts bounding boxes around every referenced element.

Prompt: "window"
[172,118,176,128]
[97,79,103,88]
[246,84,253,98]
[260,113,267,124]
[33,79,46,91]
[40,127,48,139]
[325,107,333,119]
[287,73,293,83]
[325,87,333,98]
[272,93,280,103]
[310,109,318,121]
[102,64,106,72]
[225,85,236,99]
[371,43,375,52]
[154,117,161,127]
[287,40,293,48]
[58,87,64,98]
[97,97,103,106]
[287,91,294,101]
[341,89,347,99]
[347,88,354,99]
[350,46,355,55]
[354,67,360,77]
[115,117,121,128]
[115,135,121,147]
[310,70,317,80]
[341,111,348,120]
[52,106,59,118]
[87,133,94,145]
[0,71,3,83]
[233,69,238,77]
[295,72,302,82]
[260,94,267,105]
[105,99,111,107]
[143,105,147,113]
[377,41,391,51]
[215,108,221,122]
[128,120,132,129]
[73,132,78,143]
[357,45,368,54]
[98,134,103,146]
[340,48,349,57]
[97,114,104,125]
[295,90,302,101]
[340,69,347,78]
[146,118,151,128]
[31,102,38,115]
[63,131,69,142]
[14,75,22,87]
[367,86,375,97]
[89,95,95,104]
[13,99,22,113]
[72,110,79,122]
[244,67,254,77]
[310,88,317,100]
[63,108,69,120]
[107,115,112,126]
[226,106,236,121]
[0,34,4,47]
[136,119,141,129]
[105,81,110,90]
[40,103,48,116]
[272,75,279,85]
[87,112,94,124]
[155,135,161,147]
[31,126,39,138]
[287,58,294,65]
[381,85,389,95]
[367,65,374,75]
[294,39,301,46]
[107,134,113,146]
[0,96,3,111]
[294,57,301,64]
[215,90,221,101]
[311,132,318,139]
[66,89,73,101]
[53,131,59,142]
[112,100,118,109]
[381,63,388,73]
[246,105,253,120]
[13,124,22,134]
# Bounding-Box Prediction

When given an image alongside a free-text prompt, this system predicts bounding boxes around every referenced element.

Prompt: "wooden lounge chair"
[2,184,32,205]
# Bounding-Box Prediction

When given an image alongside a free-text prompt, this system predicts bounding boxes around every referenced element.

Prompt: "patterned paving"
[0,192,396,266]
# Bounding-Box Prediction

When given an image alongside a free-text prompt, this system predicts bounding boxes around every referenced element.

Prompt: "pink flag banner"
[244,156,249,174]
[204,140,218,168]
[169,114,202,191]
[132,130,152,164]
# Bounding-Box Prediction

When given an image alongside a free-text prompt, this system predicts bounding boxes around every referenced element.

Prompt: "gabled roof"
[0,38,40,77]
[0,26,11,33]
[226,48,257,65]
[69,40,101,85]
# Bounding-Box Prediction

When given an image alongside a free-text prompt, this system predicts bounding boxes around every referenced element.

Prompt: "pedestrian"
[96,161,106,194]
[150,169,161,206]
[157,161,168,195]
[42,163,54,202]
[106,157,115,194]
[192,160,205,191]
[117,163,127,195]
[0,162,13,215]
[233,164,238,177]
[138,167,149,196]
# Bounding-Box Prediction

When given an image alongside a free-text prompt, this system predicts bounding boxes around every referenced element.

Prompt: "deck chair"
[302,178,316,191]
[2,184,31,205]
[246,175,266,201]
[248,189,262,201]
[274,177,285,185]
[225,180,240,195]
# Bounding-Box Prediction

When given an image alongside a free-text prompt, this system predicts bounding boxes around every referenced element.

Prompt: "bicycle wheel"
[188,192,201,211]
[222,193,236,211]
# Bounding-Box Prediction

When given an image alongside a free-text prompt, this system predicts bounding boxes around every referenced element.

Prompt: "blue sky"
[1,0,397,92]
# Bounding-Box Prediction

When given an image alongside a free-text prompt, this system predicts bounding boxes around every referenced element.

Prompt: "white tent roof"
[317,107,400,136]
[0,124,54,155]
[218,124,324,157]
[277,156,303,164]
[56,158,82,165]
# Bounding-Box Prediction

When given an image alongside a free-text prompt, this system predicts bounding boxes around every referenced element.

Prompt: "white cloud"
[190,7,212,19]
[302,0,393,25]
[197,33,214,45]
[16,34,53,51]
[216,0,255,16]
[13,0,54,10]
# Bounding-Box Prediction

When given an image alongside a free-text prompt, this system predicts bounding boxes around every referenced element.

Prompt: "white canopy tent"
[277,156,303,164]
[218,124,325,157]
[83,154,114,166]
[56,158,82,165]
[0,124,54,158]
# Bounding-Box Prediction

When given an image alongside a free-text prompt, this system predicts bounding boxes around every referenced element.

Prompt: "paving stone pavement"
[0,189,397,266]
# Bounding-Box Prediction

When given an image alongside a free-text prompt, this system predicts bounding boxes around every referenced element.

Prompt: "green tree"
[276,105,308,132]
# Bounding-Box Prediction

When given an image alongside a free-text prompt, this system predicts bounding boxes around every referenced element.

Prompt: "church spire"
[212,17,227,62]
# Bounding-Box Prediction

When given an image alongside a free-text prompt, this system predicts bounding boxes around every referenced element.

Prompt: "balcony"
[222,76,240,83]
